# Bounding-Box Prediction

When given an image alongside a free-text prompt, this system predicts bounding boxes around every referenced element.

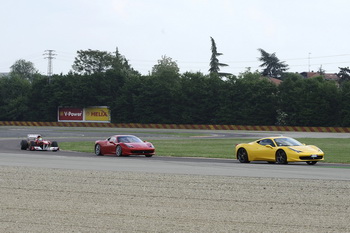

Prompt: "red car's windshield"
[117,136,143,143]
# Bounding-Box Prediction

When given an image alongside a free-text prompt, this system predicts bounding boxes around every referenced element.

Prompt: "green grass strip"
[59,138,350,163]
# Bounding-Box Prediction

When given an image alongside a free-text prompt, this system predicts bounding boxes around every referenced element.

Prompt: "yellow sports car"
[235,136,324,165]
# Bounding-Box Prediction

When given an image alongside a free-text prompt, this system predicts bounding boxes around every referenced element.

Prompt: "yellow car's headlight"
[289,147,302,153]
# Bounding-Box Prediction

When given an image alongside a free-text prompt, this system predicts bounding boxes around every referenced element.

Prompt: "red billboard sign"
[58,107,83,121]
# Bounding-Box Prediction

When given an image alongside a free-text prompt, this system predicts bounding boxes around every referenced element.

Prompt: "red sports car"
[94,135,155,157]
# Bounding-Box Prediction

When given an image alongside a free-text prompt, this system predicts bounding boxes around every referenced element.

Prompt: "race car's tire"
[276,150,288,164]
[95,144,102,156]
[20,140,28,150]
[237,148,250,163]
[306,161,317,165]
[30,141,35,151]
[116,145,122,157]
[51,141,58,152]
[145,154,153,157]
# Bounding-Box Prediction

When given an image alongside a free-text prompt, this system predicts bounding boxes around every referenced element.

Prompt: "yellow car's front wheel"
[276,150,288,164]
[306,161,317,165]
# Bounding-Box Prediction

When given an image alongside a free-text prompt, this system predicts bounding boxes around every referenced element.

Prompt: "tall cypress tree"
[209,37,231,77]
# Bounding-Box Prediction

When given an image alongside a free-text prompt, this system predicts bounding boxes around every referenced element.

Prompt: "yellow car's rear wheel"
[237,148,250,163]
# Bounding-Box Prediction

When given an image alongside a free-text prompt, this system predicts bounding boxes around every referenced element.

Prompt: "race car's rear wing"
[27,134,41,141]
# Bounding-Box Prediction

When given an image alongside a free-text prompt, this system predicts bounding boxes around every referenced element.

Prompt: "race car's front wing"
[31,146,59,151]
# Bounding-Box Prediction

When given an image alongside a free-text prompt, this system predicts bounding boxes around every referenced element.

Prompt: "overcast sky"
[1,0,349,76]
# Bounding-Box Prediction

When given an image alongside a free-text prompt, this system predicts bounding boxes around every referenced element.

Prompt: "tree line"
[1,62,350,126]
[1,40,350,127]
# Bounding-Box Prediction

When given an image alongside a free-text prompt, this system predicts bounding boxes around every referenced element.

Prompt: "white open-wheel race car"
[20,134,59,152]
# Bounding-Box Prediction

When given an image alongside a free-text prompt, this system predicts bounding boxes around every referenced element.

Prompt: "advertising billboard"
[58,107,84,121]
[58,106,110,122]
[85,107,110,122]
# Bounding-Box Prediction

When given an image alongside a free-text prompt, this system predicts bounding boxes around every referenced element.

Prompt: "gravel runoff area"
[1,166,349,233]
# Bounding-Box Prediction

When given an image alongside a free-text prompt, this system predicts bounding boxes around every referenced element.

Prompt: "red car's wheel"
[116,145,122,156]
[95,144,103,156]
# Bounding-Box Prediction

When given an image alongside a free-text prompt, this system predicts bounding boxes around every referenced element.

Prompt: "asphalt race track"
[1,126,350,179]
[1,126,350,232]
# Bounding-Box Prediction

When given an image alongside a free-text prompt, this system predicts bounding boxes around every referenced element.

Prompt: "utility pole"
[43,50,56,83]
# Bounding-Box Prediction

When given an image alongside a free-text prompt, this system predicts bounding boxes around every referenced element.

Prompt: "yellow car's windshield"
[274,138,303,146]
